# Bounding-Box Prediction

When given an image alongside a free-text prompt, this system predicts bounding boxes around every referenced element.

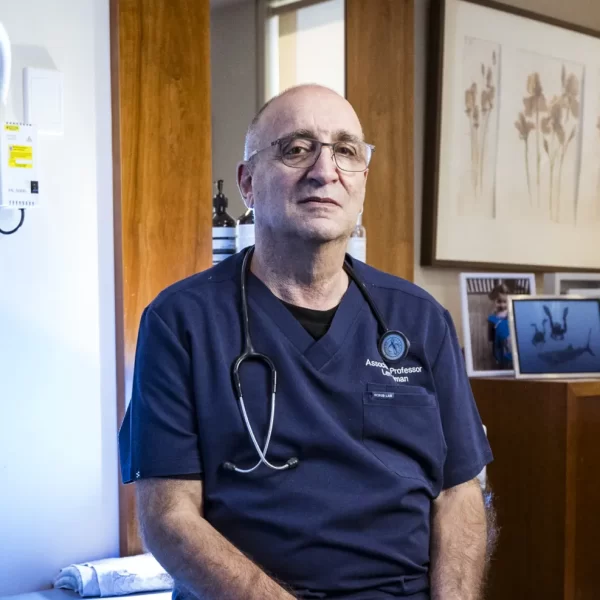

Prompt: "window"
[259,0,345,103]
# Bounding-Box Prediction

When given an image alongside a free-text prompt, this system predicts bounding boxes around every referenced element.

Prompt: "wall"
[295,0,345,97]
[0,0,118,594]
[413,0,600,341]
[268,0,344,102]
[498,0,600,29]
[210,0,258,221]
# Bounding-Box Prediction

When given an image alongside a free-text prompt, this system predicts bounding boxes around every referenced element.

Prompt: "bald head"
[236,83,370,249]
[244,84,363,161]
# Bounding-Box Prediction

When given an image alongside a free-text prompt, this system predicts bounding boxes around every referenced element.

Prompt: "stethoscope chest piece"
[379,330,410,365]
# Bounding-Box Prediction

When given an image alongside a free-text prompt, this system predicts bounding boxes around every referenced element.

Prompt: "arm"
[428,310,494,597]
[137,478,296,600]
[430,478,487,600]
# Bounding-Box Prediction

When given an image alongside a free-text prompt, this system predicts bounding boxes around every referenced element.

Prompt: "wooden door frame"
[110,0,213,557]
[346,0,415,281]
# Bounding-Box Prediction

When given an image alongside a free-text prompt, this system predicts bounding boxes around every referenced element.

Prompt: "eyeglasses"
[248,135,375,173]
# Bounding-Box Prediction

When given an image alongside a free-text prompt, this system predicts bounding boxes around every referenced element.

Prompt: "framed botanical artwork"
[422,0,600,270]
[459,272,536,377]
[508,295,600,378]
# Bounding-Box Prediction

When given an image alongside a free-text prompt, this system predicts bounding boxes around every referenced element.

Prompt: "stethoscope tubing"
[231,392,289,473]
[225,246,406,474]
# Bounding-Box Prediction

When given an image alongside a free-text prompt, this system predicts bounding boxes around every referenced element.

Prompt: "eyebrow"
[333,130,364,143]
[279,129,364,143]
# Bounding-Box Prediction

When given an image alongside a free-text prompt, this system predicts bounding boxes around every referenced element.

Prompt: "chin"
[296,215,350,240]
[297,224,347,244]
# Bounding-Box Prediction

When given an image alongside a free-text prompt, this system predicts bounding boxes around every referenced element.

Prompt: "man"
[119,84,494,600]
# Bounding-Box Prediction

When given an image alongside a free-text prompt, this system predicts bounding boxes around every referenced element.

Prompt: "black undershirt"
[161,300,339,480]
[279,299,339,340]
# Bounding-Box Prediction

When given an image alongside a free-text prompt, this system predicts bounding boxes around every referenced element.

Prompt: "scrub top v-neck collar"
[247,268,366,371]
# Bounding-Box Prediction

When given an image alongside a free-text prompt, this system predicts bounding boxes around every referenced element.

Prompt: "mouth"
[298,196,341,208]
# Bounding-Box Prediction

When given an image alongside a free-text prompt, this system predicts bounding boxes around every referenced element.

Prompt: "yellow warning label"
[4,124,19,131]
[8,145,33,169]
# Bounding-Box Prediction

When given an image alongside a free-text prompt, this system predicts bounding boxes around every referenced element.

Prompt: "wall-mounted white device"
[0,23,40,210]
[0,122,39,208]
[24,68,64,136]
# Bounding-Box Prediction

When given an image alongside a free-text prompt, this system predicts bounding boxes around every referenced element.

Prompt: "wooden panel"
[345,0,414,281]
[111,0,212,557]
[564,385,577,600]
[472,378,569,600]
[568,384,600,600]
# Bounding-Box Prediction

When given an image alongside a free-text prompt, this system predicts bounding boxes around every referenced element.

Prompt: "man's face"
[241,88,369,244]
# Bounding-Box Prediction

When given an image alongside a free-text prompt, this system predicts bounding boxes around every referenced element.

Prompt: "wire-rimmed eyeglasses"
[247,135,375,173]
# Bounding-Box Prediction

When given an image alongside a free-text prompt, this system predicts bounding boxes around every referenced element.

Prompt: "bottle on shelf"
[347,212,367,263]
[212,180,236,266]
[236,207,255,252]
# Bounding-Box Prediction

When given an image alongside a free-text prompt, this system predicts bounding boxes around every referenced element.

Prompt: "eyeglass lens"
[279,137,371,172]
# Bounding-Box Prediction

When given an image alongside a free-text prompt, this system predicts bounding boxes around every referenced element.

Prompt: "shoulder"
[144,253,242,328]
[349,257,447,319]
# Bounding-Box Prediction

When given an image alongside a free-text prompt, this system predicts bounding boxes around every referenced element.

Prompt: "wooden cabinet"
[471,378,600,600]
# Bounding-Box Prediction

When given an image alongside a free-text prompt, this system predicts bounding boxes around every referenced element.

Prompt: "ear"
[237,161,254,209]
[363,167,369,183]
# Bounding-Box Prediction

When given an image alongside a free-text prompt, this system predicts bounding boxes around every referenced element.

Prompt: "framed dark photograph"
[543,272,600,294]
[422,0,600,270]
[508,295,600,378]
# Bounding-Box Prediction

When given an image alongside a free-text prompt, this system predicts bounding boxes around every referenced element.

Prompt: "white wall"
[0,0,118,594]
[266,0,345,100]
[211,0,258,221]
[295,0,345,97]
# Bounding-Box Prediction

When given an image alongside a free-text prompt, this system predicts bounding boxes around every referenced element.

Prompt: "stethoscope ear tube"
[343,260,410,364]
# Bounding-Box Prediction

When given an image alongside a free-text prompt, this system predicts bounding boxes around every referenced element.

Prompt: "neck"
[251,236,349,310]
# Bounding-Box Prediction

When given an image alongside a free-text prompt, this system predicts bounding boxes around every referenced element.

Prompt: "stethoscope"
[222,246,410,474]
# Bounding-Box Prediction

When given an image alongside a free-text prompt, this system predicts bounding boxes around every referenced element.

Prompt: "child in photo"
[487,282,513,369]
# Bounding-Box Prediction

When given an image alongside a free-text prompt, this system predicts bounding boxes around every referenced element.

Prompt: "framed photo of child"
[460,273,537,377]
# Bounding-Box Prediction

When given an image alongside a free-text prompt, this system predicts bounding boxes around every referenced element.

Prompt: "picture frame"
[566,289,600,298]
[460,272,536,377]
[543,272,600,294]
[508,295,600,379]
[422,0,600,270]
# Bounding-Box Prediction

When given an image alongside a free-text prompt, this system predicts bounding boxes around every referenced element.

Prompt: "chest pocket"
[362,384,446,489]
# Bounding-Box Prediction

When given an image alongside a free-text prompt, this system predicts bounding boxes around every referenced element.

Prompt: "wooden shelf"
[471,377,600,600]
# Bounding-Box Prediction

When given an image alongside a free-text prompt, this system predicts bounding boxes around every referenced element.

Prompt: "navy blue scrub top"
[119,252,493,600]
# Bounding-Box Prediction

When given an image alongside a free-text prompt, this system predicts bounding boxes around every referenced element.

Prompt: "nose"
[306,144,339,186]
